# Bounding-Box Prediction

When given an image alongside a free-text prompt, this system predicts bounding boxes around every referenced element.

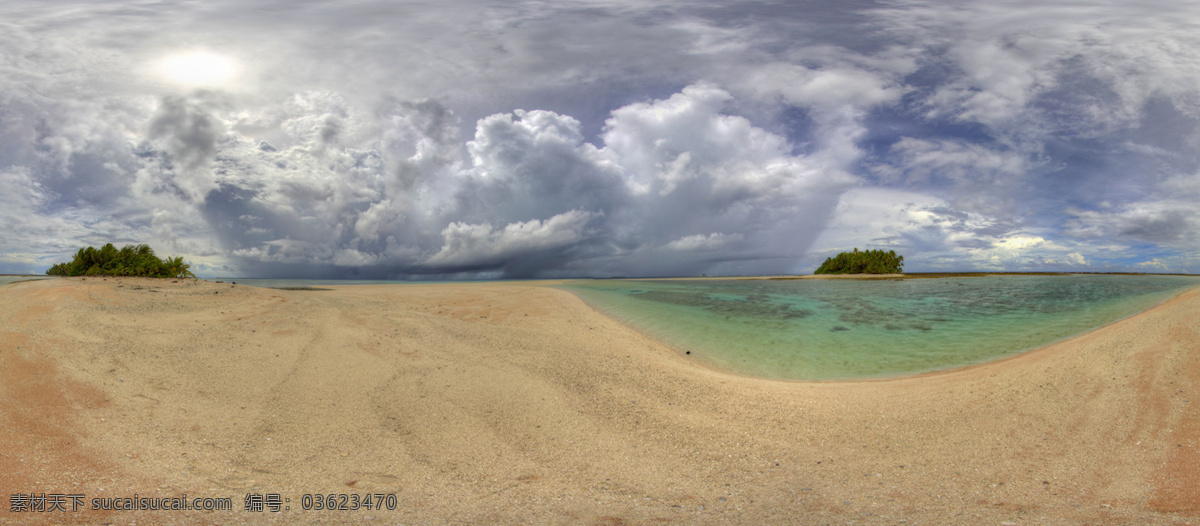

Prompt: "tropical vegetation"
[814,248,904,274]
[46,243,196,279]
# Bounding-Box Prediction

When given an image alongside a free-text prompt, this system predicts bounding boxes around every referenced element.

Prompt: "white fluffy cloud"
[428,84,856,276]
[596,84,855,275]
[425,210,600,270]
[664,232,744,252]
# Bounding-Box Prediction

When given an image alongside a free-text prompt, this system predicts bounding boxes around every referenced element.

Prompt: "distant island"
[814,248,904,274]
[46,243,195,279]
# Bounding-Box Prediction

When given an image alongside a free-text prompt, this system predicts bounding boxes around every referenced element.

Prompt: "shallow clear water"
[559,275,1200,380]
[0,275,49,286]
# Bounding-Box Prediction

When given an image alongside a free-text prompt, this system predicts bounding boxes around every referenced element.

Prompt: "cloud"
[965,235,1065,269]
[738,62,908,110]
[149,96,223,169]
[603,83,822,201]
[424,209,600,272]
[0,79,853,278]
[1065,203,1198,245]
[811,187,1110,271]
[664,232,745,252]
[147,95,227,200]
[0,168,95,273]
[455,108,626,228]
[870,0,1200,129]
[195,94,456,269]
[1061,169,1200,251]
[879,138,1026,185]
[430,83,856,277]
[1137,258,1170,271]
[4,1,1200,276]
[872,137,1031,217]
[595,83,856,275]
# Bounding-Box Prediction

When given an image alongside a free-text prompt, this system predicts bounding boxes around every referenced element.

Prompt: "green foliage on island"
[814,248,904,275]
[46,243,196,279]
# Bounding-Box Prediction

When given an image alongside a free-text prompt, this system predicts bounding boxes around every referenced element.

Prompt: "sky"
[2,0,1199,278]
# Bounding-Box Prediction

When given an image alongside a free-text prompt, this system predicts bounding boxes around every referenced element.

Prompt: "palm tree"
[46,243,196,278]
[177,259,196,279]
[160,256,194,279]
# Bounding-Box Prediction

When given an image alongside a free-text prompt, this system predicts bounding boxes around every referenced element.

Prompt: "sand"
[1,276,1197,525]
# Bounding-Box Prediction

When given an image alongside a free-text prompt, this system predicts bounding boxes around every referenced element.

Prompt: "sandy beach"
[1,277,1198,525]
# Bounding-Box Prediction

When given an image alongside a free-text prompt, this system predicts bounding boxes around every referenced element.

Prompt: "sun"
[155,50,238,88]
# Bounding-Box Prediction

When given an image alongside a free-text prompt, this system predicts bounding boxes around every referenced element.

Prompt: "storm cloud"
[2,0,1200,277]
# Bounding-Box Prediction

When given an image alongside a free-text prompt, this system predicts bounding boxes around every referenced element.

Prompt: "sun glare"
[156,51,238,88]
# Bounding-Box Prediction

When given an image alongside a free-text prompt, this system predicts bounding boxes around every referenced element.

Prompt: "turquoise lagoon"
[559,275,1200,380]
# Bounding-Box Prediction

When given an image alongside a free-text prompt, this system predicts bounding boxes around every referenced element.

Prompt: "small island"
[814,248,904,274]
[46,243,195,279]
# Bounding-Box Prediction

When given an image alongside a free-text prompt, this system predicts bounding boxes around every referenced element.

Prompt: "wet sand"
[1,277,1198,524]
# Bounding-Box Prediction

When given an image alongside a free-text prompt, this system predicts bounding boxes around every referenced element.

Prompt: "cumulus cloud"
[664,232,745,252]
[455,108,625,228]
[596,84,855,275]
[964,235,1088,270]
[429,84,855,277]
[192,93,459,271]
[0,76,855,278]
[424,210,601,273]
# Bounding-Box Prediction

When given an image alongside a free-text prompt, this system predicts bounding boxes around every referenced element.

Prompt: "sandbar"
[1,276,1197,524]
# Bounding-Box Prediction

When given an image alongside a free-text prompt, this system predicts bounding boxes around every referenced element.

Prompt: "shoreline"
[568,283,1200,385]
[1,277,1198,523]
[556,276,1200,384]
[569,271,1200,282]
[846,281,1200,383]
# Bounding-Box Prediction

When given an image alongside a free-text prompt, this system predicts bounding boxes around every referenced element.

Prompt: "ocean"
[558,274,1200,380]
[0,275,49,286]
